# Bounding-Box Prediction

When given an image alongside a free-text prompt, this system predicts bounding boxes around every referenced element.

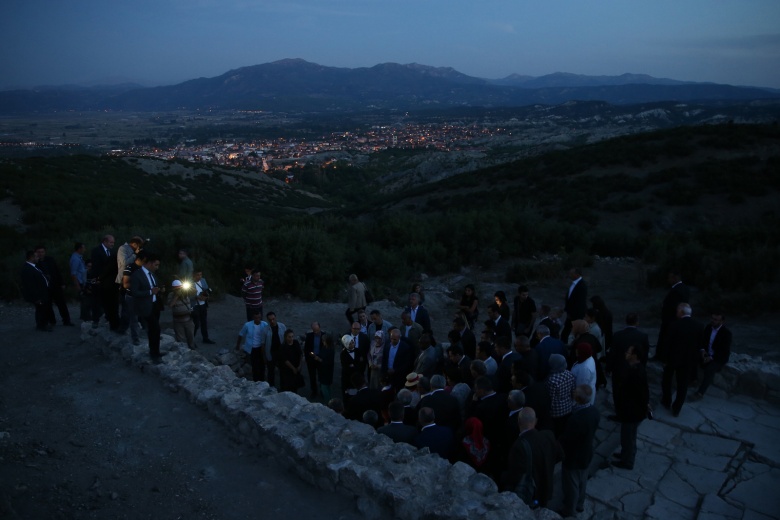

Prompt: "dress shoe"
[612,461,634,470]
[202,339,216,344]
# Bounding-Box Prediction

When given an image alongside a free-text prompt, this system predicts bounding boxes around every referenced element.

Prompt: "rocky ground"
[2,257,779,519]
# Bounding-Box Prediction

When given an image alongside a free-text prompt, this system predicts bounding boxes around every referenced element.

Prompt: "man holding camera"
[192,270,215,344]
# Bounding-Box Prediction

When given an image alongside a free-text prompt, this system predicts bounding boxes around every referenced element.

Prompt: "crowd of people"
[20,245,733,515]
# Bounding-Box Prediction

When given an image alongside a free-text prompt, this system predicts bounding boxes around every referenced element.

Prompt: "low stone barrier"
[83,325,551,520]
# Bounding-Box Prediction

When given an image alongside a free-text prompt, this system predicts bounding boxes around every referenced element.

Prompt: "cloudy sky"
[3,0,779,90]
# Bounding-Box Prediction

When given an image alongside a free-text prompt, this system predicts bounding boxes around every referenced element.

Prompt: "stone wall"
[82,326,549,520]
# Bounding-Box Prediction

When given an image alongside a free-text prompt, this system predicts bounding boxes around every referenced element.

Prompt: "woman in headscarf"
[458,417,491,472]
[339,334,365,397]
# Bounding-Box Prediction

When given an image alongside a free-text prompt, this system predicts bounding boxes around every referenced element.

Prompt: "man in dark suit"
[609,313,651,369]
[303,321,326,399]
[692,311,732,400]
[467,376,509,478]
[488,303,513,341]
[414,407,454,460]
[534,325,566,381]
[655,270,690,362]
[130,252,163,360]
[347,322,371,373]
[559,385,600,517]
[345,373,382,421]
[378,401,418,445]
[562,267,588,343]
[453,317,477,359]
[405,292,431,334]
[495,336,521,394]
[530,304,561,347]
[382,328,414,391]
[513,368,552,432]
[34,245,73,327]
[90,234,118,330]
[416,375,461,433]
[20,250,51,331]
[661,303,703,416]
[501,407,563,508]
[446,344,473,387]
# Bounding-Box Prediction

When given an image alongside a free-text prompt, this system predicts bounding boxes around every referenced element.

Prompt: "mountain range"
[1,58,778,114]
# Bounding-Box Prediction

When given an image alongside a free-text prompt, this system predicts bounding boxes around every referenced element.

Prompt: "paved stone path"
[546,365,780,519]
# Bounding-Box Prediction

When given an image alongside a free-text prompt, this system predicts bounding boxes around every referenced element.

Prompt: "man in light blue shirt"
[69,242,89,321]
[235,310,268,382]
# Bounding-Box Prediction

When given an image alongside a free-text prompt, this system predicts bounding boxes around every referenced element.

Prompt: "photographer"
[191,270,215,344]
[169,279,196,349]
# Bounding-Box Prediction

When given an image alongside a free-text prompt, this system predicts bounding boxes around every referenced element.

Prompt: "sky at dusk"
[3,0,780,90]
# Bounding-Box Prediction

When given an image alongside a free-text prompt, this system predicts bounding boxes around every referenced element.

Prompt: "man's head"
[487,303,500,320]
[625,312,639,326]
[144,253,160,272]
[251,269,262,282]
[568,267,582,281]
[539,304,551,317]
[101,235,115,249]
[351,322,361,336]
[517,407,537,431]
[667,269,683,286]
[389,328,401,346]
[408,293,420,308]
[419,333,432,350]
[129,236,145,252]
[370,310,383,325]
[417,376,432,394]
[470,359,487,380]
[193,270,203,282]
[266,312,277,326]
[711,312,725,329]
[252,310,263,324]
[495,336,511,356]
[358,310,367,323]
[73,242,85,254]
[284,329,295,343]
[34,245,46,259]
[448,343,464,363]
[476,341,493,361]
[535,324,550,340]
[514,335,531,353]
[418,407,435,427]
[401,311,413,326]
[25,250,36,263]
[517,285,529,301]
[311,321,321,334]
[473,375,493,398]
[676,302,692,318]
[430,374,446,391]
[388,401,405,422]
[508,389,526,411]
[348,274,358,285]
[178,249,188,260]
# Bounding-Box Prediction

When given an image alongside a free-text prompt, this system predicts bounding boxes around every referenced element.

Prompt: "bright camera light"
[182,281,192,290]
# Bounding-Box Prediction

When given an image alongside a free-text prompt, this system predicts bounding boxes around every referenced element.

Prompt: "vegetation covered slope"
[2,123,779,312]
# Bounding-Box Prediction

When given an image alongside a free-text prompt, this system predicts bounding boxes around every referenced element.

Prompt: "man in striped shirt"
[242,269,264,322]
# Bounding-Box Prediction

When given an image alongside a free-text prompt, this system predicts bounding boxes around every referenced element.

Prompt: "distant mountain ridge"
[1,58,777,114]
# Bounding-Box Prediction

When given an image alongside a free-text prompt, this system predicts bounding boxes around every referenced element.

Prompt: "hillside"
[2,123,779,313]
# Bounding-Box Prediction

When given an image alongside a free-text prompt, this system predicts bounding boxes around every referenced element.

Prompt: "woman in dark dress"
[279,329,303,393]
[317,333,336,403]
[493,291,511,322]
[458,284,479,329]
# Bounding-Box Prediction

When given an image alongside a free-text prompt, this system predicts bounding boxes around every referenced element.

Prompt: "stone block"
[700,493,742,519]
[645,494,694,520]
